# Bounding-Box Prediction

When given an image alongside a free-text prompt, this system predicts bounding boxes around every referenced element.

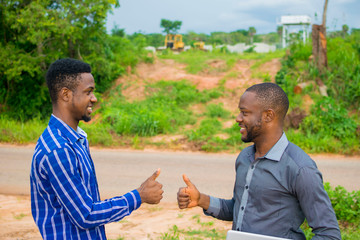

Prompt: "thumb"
[149,168,161,180]
[182,174,194,188]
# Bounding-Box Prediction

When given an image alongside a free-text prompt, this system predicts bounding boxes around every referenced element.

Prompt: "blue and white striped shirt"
[30,114,141,239]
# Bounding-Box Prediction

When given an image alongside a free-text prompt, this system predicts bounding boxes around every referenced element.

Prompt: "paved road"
[0,145,359,202]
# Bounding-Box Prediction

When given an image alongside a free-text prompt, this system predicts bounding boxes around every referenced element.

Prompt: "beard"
[82,115,91,122]
[241,118,263,143]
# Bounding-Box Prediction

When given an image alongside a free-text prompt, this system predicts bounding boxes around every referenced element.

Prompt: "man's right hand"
[177,174,208,209]
[137,169,163,204]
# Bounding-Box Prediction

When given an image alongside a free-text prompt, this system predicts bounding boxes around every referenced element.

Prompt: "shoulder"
[283,142,317,169]
[35,125,74,158]
[239,145,254,156]
[236,145,254,165]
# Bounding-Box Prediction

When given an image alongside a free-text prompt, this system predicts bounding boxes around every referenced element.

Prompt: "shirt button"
[241,206,244,210]
[245,185,249,189]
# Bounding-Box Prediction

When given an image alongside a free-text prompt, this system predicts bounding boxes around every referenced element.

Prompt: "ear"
[58,87,72,102]
[263,109,275,123]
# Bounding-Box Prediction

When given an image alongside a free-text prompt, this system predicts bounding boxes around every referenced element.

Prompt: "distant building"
[278,15,311,48]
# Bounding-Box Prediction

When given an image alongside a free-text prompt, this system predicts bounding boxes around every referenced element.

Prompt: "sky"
[106,0,360,35]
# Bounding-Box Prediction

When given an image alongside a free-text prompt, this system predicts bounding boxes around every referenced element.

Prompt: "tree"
[312,0,328,72]
[112,24,125,37]
[0,0,120,119]
[342,24,349,38]
[229,30,248,44]
[248,27,256,44]
[160,19,182,35]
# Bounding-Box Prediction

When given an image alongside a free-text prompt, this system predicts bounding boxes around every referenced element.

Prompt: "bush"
[205,103,230,118]
[101,80,221,137]
[300,97,357,139]
[325,183,360,225]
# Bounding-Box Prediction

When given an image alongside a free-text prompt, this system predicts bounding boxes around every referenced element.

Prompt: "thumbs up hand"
[137,169,164,204]
[177,174,201,209]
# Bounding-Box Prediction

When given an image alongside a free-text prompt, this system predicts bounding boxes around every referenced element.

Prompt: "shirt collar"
[248,132,289,162]
[49,114,84,144]
[76,126,87,139]
[263,132,289,161]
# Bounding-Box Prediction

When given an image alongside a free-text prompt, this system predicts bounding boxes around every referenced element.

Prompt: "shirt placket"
[80,137,101,201]
[236,159,260,231]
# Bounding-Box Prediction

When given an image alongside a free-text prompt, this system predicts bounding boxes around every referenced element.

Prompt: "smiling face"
[70,73,97,123]
[236,91,265,143]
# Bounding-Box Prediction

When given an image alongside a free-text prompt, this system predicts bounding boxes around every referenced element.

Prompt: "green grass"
[0,115,47,143]
[98,80,222,137]
[13,213,27,220]
[205,103,230,118]
[160,215,227,240]
[1,46,358,155]
[158,49,285,74]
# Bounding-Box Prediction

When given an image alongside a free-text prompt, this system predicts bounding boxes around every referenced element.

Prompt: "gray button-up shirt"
[205,133,341,240]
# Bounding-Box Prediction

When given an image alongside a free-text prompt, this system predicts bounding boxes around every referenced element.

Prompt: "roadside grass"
[0,115,46,143]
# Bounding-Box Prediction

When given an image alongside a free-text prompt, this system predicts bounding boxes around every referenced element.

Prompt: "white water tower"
[278,15,311,48]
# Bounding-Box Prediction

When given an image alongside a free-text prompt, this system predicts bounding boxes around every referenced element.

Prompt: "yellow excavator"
[193,41,206,51]
[164,34,184,51]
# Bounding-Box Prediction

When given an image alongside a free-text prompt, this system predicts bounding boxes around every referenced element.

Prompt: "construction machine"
[193,41,206,51]
[164,34,184,51]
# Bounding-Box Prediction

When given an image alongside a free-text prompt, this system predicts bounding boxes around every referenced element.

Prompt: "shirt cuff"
[204,196,220,217]
[123,189,142,212]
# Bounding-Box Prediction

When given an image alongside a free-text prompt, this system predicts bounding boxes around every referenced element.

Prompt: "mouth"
[239,125,246,134]
[87,106,93,114]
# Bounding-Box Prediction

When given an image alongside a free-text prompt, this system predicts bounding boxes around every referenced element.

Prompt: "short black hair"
[46,58,91,104]
[245,82,289,120]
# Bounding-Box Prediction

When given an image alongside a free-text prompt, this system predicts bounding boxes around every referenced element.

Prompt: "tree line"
[128,27,279,48]
[0,0,149,120]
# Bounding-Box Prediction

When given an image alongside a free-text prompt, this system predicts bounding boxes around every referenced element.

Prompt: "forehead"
[77,73,95,89]
[238,91,261,110]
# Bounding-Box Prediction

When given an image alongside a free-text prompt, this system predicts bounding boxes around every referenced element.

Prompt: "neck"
[254,128,283,158]
[52,106,78,131]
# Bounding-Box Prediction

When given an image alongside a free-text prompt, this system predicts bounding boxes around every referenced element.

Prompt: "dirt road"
[0,144,359,239]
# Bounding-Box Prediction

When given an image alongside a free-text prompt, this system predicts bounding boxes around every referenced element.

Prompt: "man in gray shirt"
[177,83,341,239]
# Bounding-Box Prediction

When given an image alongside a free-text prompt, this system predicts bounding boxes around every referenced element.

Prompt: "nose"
[236,113,242,123]
[91,94,97,103]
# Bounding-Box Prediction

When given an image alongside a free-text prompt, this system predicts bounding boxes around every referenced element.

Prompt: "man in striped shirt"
[30,58,164,239]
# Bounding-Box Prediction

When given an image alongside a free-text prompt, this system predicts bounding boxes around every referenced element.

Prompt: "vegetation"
[1,34,359,154]
[275,31,360,154]
[160,19,182,34]
[1,1,359,239]
[98,80,221,137]
[129,27,279,48]
[0,0,150,120]
[159,49,285,74]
